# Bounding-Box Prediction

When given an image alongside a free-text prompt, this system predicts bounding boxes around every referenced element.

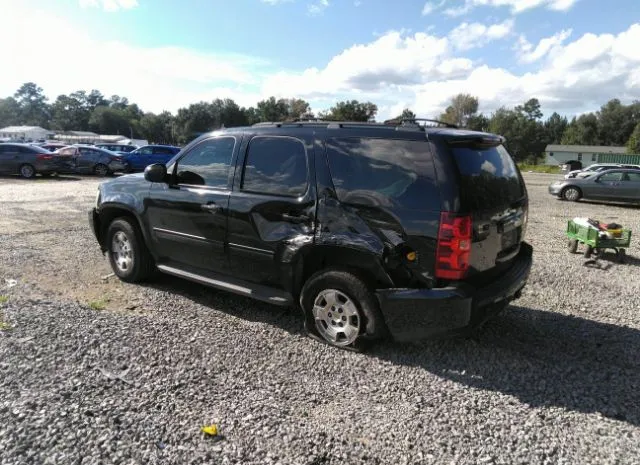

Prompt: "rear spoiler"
[445,134,505,149]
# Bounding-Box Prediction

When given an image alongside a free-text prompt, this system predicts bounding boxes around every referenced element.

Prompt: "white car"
[564,163,639,179]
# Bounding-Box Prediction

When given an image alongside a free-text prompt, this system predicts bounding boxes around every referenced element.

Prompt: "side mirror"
[144,163,168,183]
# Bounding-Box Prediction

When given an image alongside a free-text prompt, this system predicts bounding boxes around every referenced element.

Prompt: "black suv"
[89,120,532,349]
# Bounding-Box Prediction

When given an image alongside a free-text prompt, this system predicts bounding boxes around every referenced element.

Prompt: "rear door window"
[450,144,524,211]
[325,137,439,211]
[241,136,308,197]
[598,171,623,182]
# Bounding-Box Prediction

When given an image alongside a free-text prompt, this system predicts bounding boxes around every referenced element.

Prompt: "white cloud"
[260,0,293,4]
[448,19,514,50]
[434,0,579,16]
[308,0,330,15]
[516,29,572,63]
[262,23,640,120]
[0,8,265,113]
[422,0,446,15]
[79,0,138,12]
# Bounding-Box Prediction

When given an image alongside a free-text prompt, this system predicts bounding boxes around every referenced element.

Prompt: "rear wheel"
[567,239,578,254]
[106,218,155,282]
[19,164,36,179]
[300,269,385,350]
[94,163,109,177]
[562,186,582,202]
[618,248,626,264]
[584,245,594,258]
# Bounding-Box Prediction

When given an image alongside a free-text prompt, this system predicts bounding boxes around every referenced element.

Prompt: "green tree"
[561,114,600,145]
[544,112,568,144]
[440,94,479,127]
[466,114,490,132]
[14,82,50,127]
[321,100,378,122]
[488,101,547,163]
[285,98,311,120]
[597,99,640,146]
[516,98,543,121]
[139,111,176,144]
[626,122,640,154]
[89,106,135,137]
[256,97,289,122]
[50,94,90,131]
[0,97,21,127]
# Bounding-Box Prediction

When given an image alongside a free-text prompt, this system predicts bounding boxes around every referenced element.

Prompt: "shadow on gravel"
[372,305,640,427]
[141,274,305,335]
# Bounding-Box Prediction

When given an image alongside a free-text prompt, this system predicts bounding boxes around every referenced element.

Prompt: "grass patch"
[518,164,561,174]
[0,295,8,305]
[0,310,10,331]
[88,298,109,311]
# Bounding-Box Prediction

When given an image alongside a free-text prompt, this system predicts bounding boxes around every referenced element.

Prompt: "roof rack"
[384,117,458,129]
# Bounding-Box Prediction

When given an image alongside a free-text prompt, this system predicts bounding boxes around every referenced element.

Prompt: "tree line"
[1,82,639,160]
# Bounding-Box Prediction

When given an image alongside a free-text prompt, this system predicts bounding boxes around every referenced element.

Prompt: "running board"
[157,264,293,307]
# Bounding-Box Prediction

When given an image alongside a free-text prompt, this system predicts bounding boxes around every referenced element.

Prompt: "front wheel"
[562,186,581,202]
[300,269,386,350]
[567,239,578,254]
[106,218,156,282]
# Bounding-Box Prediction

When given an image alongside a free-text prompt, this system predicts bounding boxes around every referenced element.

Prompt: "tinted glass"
[154,147,176,155]
[599,171,623,181]
[451,144,524,211]
[175,137,235,187]
[242,137,307,197]
[139,147,153,155]
[325,137,439,210]
[627,172,640,181]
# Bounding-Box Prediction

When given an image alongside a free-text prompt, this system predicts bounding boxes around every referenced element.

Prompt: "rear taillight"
[435,212,472,280]
[36,154,53,160]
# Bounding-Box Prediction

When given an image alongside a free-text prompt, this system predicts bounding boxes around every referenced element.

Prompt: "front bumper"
[548,184,563,196]
[88,208,104,251]
[376,242,533,342]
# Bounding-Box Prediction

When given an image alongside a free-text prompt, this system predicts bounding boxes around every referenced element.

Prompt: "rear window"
[325,137,440,211]
[451,144,524,211]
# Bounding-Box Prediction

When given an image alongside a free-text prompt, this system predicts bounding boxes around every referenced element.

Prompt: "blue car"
[122,145,181,172]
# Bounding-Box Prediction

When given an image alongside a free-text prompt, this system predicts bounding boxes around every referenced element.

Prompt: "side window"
[175,137,235,188]
[155,147,174,155]
[625,172,640,182]
[598,171,623,182]
[140,147,153,155]
[325,137,439,210]
[578,153,582,161]
[241,137,308,197]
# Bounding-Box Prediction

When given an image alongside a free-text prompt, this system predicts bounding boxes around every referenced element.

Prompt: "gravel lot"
[1,172,639,465]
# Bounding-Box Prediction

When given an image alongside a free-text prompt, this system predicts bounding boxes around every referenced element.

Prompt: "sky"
[0,0,638,121]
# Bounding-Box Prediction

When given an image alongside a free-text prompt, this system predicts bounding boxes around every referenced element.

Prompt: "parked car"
[0,143,64,178]
[563,163,639,179]
[95,143,139,154]
[121,145,181,172]
[54,145,127,176]
[549,168,640,202]
[88,121,532,350]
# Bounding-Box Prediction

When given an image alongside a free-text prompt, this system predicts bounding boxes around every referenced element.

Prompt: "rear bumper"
[376,242,533,342]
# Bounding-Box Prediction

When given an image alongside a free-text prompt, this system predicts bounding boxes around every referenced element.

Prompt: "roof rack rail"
[384,117,458,129]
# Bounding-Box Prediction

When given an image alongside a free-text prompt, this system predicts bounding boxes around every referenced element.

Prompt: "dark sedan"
[54,145,127,176]
[0,143,63,178]
[549,169,640,203]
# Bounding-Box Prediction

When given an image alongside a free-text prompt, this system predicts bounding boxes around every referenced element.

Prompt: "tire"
[19,164,36,179]
[618,248,626,264]
[567,239,578,254]
[584,245,594,258]
[562,186,582,202]
[106,217,156,283]
[94,163,109,177]
[300,269,386,350]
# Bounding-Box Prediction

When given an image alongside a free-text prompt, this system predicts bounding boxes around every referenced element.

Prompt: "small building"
[0,125,54,142]
[543,144,640,167]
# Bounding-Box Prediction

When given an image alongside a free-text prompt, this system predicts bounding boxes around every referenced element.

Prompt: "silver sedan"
[549,169,640,203]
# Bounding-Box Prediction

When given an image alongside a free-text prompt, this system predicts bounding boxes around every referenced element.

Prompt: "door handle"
[281,213,310,224]
[201,203,221,213]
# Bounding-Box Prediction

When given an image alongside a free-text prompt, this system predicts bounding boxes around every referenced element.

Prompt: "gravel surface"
[1,172,640,465]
